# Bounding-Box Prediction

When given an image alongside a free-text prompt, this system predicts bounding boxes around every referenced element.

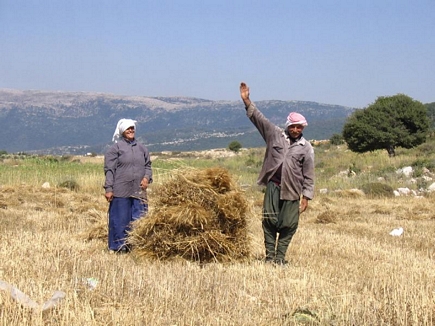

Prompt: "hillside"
[0,89,357,154]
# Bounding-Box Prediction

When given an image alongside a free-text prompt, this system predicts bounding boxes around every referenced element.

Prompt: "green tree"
[228,141,242,153]
[342,94,430,157]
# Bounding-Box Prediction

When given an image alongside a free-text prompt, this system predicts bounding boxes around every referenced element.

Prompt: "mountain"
[0,89,357,154]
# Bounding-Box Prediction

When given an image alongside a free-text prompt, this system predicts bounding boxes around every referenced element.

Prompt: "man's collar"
[283,130,305,144]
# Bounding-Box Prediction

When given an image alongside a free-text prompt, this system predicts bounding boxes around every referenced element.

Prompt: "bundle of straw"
[128,167,250,263]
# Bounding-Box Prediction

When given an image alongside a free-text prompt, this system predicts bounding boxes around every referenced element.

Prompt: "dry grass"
[1,155,435,325]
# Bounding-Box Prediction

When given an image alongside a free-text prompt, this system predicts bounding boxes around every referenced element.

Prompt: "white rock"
[389,227,404,236]
[338,170,348,177]
[401,166,413,177]
[397,187,410,195]
[41,182,50,189]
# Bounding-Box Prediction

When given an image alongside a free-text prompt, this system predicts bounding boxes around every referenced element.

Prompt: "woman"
[104,118,153,253]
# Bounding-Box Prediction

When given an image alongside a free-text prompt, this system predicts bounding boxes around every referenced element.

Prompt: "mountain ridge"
[0,88,357,154]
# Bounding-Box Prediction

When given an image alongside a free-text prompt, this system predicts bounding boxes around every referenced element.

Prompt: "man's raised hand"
[240,82,251,106]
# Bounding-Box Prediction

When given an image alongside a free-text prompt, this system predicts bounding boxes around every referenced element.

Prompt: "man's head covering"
[285,112,308,128]
[112,118,137,142]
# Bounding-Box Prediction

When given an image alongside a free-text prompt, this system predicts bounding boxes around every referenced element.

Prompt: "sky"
[0,0,434,108]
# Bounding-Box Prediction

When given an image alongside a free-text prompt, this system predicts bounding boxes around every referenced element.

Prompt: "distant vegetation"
[426,102,435,130]
[228,140,242,153]
[329,133,344,145]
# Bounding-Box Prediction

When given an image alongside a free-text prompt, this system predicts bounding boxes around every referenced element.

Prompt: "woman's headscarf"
[112,118,137,142]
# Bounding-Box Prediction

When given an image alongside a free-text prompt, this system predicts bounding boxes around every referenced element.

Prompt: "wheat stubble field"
[0,143,434,325]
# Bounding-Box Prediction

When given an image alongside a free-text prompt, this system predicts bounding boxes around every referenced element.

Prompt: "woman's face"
[123,126,135,141]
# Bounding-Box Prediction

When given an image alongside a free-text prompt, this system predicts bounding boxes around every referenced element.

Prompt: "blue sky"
[0,0,433,108]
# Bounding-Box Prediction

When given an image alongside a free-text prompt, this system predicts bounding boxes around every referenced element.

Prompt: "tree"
[228,141,242,153]
[342,94,430,157]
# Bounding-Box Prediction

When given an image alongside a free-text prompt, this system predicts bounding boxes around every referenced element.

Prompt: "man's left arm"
[301,146,315,212]
[300,196,309,213]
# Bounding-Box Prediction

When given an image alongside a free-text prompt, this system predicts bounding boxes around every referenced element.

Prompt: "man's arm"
[301,146,315,208]
[300,196,309,213]
[239,81,280,142]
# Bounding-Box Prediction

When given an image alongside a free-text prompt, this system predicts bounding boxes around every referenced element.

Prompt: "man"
[239,82,315,264]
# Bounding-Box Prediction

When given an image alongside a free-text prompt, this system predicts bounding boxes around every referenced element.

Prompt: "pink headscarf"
[285,112,308,128]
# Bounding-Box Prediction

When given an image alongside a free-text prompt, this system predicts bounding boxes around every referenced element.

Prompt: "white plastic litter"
[84,277,98,290]
[389,227,404,236]
[0,280,65,311]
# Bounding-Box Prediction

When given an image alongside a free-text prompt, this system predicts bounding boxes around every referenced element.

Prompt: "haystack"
[128,167,250,263]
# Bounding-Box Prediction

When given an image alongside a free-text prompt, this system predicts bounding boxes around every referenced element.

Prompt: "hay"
[128,167,250,263]
[315,210,337,224]
[85,209,108,241]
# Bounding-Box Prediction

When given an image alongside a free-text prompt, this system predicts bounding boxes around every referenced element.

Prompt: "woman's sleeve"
[143,148,153,184]
[104,144,118,192]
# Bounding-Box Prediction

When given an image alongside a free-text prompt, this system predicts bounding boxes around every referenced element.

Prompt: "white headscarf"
[112,118,137,142]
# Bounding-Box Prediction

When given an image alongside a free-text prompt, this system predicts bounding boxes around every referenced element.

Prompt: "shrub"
[329,133,344,145]
[58,180,80,191]
[411,158,435,171]
[361,182,394,198]
[416,141,435,155]
[245,157,256,167]
[228,141,242,153]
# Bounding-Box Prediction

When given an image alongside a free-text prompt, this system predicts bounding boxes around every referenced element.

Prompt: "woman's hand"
[140,177,149,190]
[105,191,114,202]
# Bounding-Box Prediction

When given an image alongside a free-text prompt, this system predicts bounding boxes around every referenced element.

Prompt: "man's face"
[287,124,305,138]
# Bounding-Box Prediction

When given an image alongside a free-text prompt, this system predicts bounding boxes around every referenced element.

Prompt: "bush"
[411,158,435,171]
[361,183,394,198]
[330,133,344,145]
[58,180,80,191]
[416,140,435,155]
[228,141,242,153]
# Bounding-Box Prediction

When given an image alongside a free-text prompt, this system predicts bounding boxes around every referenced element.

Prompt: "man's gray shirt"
[246,102,315,201]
